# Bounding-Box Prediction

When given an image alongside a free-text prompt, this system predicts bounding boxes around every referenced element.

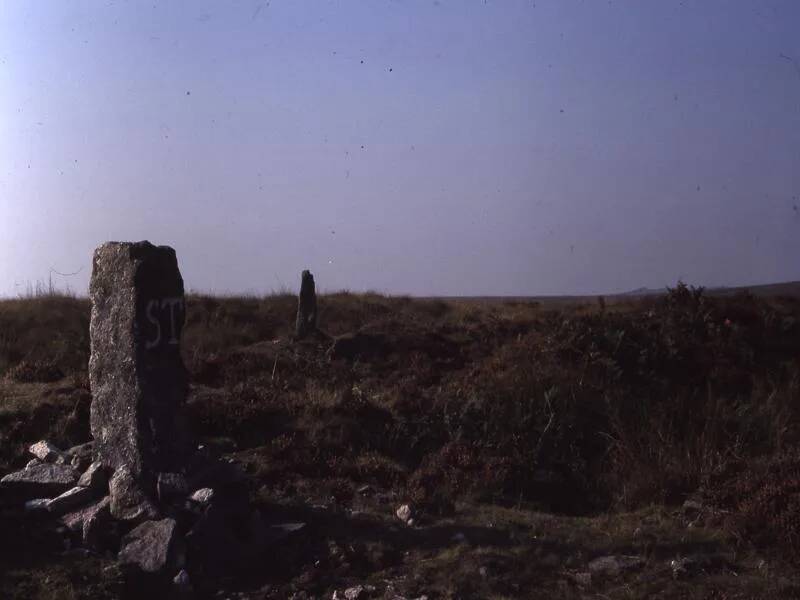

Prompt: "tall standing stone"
[88,241,189,490]
[295,270,317,339]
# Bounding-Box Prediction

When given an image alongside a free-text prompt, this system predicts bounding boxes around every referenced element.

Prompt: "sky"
[1,0,799,297]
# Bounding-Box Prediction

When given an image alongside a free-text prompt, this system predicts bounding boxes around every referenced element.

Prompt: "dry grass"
[1,284,800,598]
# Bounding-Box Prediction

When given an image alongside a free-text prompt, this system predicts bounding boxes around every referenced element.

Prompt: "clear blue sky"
[1,0,799,297]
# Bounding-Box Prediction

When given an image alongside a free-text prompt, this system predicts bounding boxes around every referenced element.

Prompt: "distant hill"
[615,281,800,300]
[428,280,800,305]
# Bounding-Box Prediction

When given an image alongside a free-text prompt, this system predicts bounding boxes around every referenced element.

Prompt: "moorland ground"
[1,284,799,599]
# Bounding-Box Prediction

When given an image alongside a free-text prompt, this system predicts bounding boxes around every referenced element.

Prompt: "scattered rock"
[78,461,108,492]
[118,518,184,574]
[25,498,50,513]
[588,555,645,577]
[46,485,96,516]
[189,487,214,505]
[157,472,189,502]
[343,585,366,600]
[396,504,412,524]
[671,557,696,579]
[109,465,159,522]
[89,241,190,480]
[1,463,79,500]
[62,496,112,548]
[173,569,192,593]
[29,440,65,463]
[67,442,95,471]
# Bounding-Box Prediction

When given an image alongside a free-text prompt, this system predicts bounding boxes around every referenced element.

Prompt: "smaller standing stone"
[295,270,317,339]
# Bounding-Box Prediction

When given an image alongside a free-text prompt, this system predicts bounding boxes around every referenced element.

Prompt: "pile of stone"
[0,242,302,591]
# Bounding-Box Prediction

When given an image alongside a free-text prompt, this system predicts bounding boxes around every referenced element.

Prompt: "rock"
[78,461,108,492]
[343,585,366,600]
[46,485,96,516]
[396,504,412,523]
[587,555,645,577]
[295,270,317,339]
[61,496,111,548]
[25,498,50,513]
[671,557,694,579]
[67,442,95,471]
[157,472,189,502]
[89,241,190,484]
[109,465,159,522]
[29,440,65,463]
[118,518,184,574]
[1,463,79,500]
[173,569,192,593]
[26,458,42,469]
[189,487,214,505]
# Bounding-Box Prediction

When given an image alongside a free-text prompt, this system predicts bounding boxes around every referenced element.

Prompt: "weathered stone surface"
[61,496,111,548]
[1,463,79,500]
[396,504,412,523]
[587,555,645,577]
[109,465,159,522]
[188,487,214,505]
[29,440,65,463]
[46,485,95,516]
[156,472,189,502]
[25,498,50,513]
[295,270,317,338]
[89,241,189,485]
[118,518,184,574]
[78,461,108,492]
[26,458,42,469]
[66,442,95,471]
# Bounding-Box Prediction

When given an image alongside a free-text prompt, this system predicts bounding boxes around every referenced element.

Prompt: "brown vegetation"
[1,284,799,598]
